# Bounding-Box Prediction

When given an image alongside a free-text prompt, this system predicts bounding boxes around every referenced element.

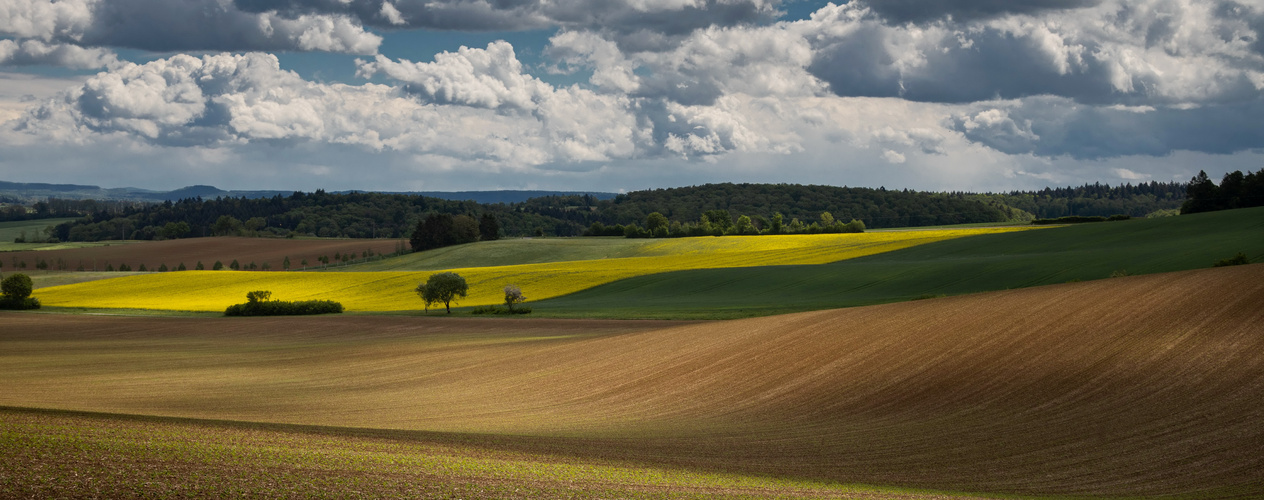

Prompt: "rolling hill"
[534,206,1264,317]
[3,264,1261,497]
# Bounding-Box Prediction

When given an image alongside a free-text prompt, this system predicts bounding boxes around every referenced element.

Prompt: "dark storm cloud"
[806,5,1264,106]
[953,97,1264,159]
[858,0,1101,24]
[0,0,380,56]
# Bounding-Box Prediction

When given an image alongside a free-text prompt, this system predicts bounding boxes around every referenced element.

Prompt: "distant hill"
[0,180,614,205]
[0,181,291,202]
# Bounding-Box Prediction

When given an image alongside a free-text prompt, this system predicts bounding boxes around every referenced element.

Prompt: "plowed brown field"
[4,236,401,275]
[3,264,1262,497]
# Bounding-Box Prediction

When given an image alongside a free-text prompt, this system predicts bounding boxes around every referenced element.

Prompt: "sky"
[1,0,1262,194]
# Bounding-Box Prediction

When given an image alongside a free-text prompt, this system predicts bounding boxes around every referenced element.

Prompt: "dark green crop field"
[531,207,1264,318]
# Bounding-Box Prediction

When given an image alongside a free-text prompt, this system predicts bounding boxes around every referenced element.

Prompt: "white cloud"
[356,42,553,111]
[3,1,1264,193]
[379,2,406,25]
[804,0,1264,106]
[1112,167,1149,180]
[0,39,118,69]
[0,0,382,63]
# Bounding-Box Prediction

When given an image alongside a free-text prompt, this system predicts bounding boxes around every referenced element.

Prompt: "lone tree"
[0,273,39,310]
[416,272,468,313]
[504,284,526,312]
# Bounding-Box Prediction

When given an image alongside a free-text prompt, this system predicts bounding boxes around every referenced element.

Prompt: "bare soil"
[3,264,1262,497]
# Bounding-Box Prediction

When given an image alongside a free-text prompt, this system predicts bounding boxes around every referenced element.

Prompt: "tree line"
[587,209,864,238]
[11,180,1201,245]
[1180,168,1264,214]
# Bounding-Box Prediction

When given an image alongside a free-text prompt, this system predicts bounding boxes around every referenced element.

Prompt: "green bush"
[1213,252,1250,267]
[224,290,343,316]
[469,305,532,315]
[0,273,40,310]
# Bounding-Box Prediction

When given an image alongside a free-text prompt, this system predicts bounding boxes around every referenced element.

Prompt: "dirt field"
[3,264,1262,497]
[3,236,404,275]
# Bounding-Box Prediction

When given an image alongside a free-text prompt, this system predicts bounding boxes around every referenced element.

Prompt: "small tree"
[177,262,187,271]
[212,261,223,270]
[246,290,272,303]
[415,272,468,314]
[645,212,669,234]
[230,259,240,270]
[1,273,33,301]
[0,273,39,310]
[283,256,291,270]
[504,284,526,312]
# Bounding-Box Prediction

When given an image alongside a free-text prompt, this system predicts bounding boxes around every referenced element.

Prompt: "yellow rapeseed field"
[36,228,1030,311]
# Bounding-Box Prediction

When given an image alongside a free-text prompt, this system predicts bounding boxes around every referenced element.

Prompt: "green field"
[0,218,121,252]
[529,206,1264,318]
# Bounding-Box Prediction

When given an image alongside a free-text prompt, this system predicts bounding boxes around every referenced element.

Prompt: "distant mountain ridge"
[0,181,616,204]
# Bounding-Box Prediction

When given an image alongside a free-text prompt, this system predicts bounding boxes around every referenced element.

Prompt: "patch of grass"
[532,207,1264,319]
[0,218,77,243]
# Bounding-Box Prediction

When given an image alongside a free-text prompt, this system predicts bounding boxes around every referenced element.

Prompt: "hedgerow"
[224,290,342,316]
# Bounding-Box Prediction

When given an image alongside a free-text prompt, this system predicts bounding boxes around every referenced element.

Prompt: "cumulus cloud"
[951,96,1264,159]
[355,41,553,111]
[11,49,657,167]
[230,0,782,35]
[0,39,118,69]
[859,0,1101,24]
[5,1,1264,192]
[0,0,381,57]
[804,1,1264,106]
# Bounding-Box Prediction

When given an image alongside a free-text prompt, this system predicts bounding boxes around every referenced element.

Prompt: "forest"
[2,180,1195,243]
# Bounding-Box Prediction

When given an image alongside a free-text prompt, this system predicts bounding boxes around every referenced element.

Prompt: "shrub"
[0,273,40,310]
[469,305,532,315]
[1213,252,1250,267]
[224,290,343,316]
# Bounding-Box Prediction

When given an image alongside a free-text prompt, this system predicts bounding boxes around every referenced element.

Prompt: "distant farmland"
[3,264,1261,498]
[5,236,404,276]
[33,228,1025,312]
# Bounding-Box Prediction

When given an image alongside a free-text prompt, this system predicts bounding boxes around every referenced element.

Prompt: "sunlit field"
[4,264,1262,498]
[33,228,1028,312]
